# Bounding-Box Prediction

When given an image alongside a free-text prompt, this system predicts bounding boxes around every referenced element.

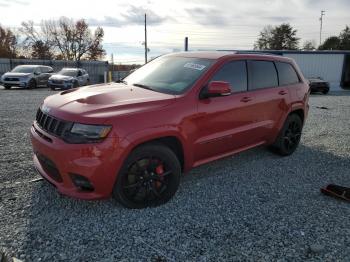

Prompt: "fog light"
[69,173,94,192]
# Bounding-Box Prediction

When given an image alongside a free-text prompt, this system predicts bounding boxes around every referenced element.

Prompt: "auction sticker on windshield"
[184,63,206,71]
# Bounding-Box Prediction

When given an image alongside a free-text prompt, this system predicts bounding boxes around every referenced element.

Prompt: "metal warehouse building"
[223,50,350,91]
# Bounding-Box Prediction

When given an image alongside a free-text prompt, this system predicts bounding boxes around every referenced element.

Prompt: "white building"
[221,50,350,91]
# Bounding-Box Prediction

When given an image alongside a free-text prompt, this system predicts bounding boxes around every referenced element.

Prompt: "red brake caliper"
[155,164,164,188]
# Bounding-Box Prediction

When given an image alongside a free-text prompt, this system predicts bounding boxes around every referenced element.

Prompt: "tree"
[47,17,105,61]
[20,18,105,60]
[319,36,341,50]
[20,20,54,59]
[318,25,350,50]
[303,40,316,50]
[0,25,17,58]
[339,25,350,50]
[255,23,300,50]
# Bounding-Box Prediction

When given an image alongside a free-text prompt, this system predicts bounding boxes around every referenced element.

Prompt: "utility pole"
[319,10,325,46]
[111,53,114,82]
[184,37,188,51]
[144,13,148,64]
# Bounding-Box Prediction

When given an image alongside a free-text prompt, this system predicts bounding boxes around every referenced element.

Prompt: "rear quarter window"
[275,62,300,86]
[249,60,278,90]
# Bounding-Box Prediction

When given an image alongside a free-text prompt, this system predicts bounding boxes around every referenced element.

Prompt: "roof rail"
[217,50,283,56]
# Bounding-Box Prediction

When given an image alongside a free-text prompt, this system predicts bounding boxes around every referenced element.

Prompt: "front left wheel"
[28,79,37,89]
[113,144,181,209]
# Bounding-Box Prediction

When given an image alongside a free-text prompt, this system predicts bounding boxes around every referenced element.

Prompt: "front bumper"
[30,122,126,200]
[2,80,28,87]
[48,81,74,89]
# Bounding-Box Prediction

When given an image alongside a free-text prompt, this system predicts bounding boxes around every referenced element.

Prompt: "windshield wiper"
[133,83,155,91]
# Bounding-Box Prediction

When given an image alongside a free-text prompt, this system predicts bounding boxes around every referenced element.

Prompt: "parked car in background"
[31,52,310,208]
[48,68,89,90]
[1,65,53,89]
[308,77,330,94]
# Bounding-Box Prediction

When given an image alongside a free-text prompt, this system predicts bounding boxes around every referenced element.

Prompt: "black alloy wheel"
[271,114,303,156]
[113,144,181,209]
[28,79,37,89]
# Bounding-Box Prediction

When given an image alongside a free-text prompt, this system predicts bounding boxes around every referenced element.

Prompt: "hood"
[3,72,32,78]
[43,83,177,122]
[49,74,75,81]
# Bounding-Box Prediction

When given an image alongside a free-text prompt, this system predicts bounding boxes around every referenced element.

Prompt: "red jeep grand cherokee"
[31,52,309,208]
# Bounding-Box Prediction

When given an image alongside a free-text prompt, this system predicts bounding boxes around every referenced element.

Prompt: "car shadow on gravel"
[18,144,350,261]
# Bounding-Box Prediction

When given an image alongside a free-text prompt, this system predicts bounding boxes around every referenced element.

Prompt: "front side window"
[123,56,214,94]
[275,62,300,86]
[211,61,247,93]
[58,69,78,77]
[249,60,278,90]
[11,66,36,73]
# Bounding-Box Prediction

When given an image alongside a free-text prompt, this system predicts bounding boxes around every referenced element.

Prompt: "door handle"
[278,90,287,95]
[240,97,252,103]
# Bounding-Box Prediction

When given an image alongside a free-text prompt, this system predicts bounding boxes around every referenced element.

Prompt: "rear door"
[194,60,259,163]
[39,67,51,86]
[247,60,289,142]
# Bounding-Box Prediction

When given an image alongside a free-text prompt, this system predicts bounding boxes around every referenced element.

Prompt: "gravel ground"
[0,86,350,261]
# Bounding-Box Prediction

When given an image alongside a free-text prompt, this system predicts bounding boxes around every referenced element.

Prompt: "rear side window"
[41,66,53,73]
[275,62,300,85]
[249,60,278,90]
[211,61,247,93]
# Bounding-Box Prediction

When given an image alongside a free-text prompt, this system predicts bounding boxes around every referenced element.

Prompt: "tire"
[4,84,11,90]
[322,89,329,94]
[270,114,303,156]
[113,143,181,209]
[28,79,37,89]
[73,81,79,88]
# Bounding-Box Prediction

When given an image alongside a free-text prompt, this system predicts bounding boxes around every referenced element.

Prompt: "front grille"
[36,108,72,137]
[5,77,19,81]
[36,153,63,182]
[52,80,63,84]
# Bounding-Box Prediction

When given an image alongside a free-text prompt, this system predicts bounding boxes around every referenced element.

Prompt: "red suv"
[31,52,309,208]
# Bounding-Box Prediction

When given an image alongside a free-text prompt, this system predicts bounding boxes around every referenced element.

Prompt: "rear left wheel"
[270,114,303,156]
[113,144,181,209]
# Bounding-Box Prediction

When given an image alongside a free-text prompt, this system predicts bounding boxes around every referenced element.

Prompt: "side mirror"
[34,71,40,75]
[203,81,231,98]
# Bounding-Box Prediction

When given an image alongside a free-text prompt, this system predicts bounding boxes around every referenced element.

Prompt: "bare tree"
[302,40,317,50]
[0,25,18,58]
[46,17,105,61]
[20,20,54,59]
[20,17,105,61]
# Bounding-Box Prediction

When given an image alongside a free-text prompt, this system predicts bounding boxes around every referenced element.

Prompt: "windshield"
[57,69,78,77]
[11,66,36,73]
[123,56,214,94]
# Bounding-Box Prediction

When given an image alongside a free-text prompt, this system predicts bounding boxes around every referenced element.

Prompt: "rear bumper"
[30,122,126,200]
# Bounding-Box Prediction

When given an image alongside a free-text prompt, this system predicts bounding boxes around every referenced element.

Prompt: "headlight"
[21,76,29,81]
[63,123,112,144]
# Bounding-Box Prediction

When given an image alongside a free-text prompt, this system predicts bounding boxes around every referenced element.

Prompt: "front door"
[192,60,259,165]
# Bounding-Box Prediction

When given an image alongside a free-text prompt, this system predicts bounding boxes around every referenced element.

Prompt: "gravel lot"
[1,86,350,261]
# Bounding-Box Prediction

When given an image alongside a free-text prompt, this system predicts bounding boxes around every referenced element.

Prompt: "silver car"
[48,68,90,90]
[1,65,53,89]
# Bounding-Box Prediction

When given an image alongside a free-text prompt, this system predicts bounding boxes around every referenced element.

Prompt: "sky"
[0,0,349,64]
